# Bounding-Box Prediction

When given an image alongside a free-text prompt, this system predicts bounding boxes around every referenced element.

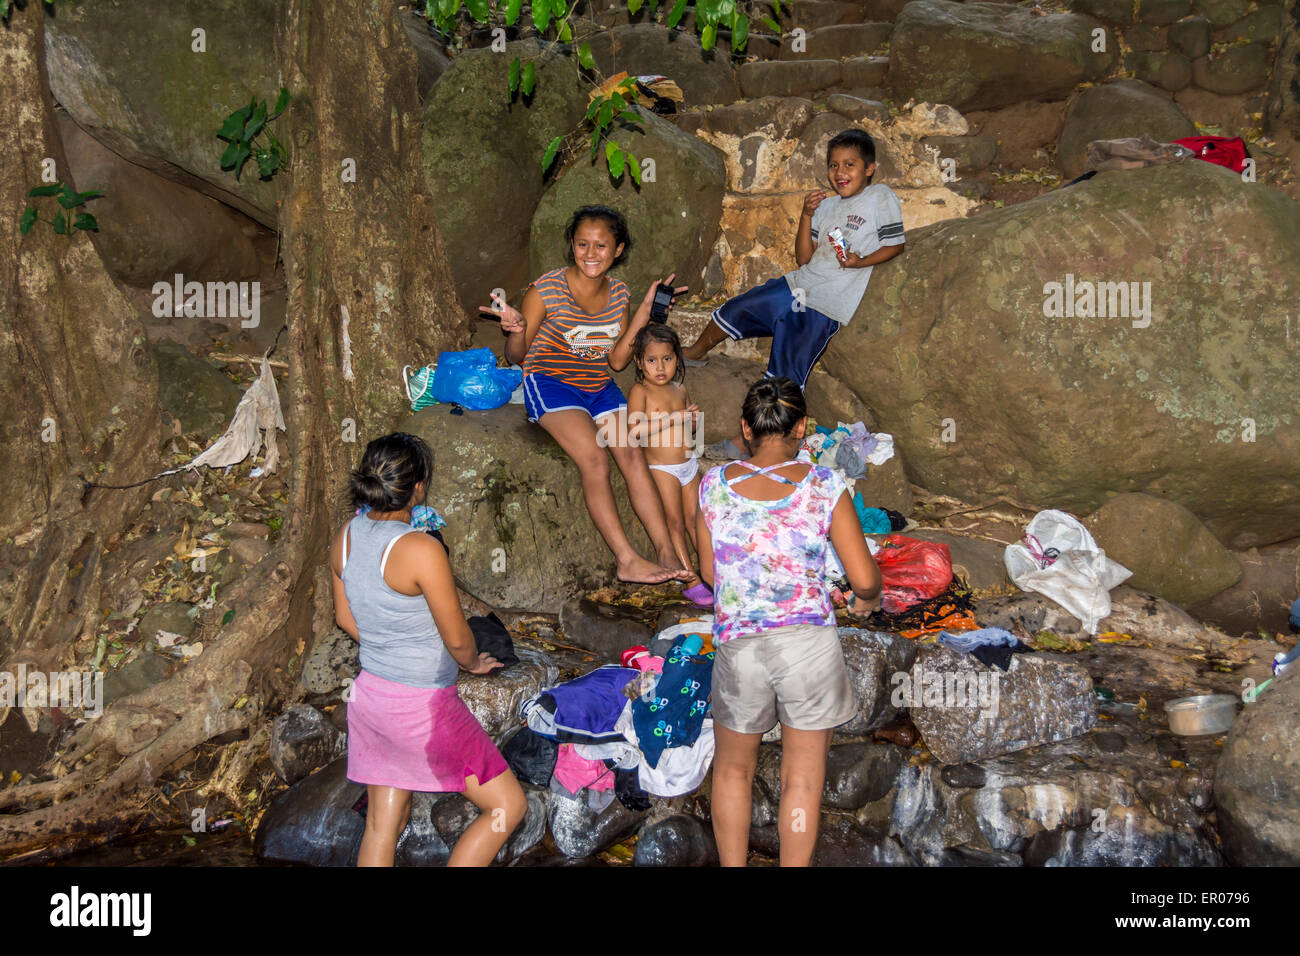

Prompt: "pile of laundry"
[507,619,718,810]
[798,420,907,534]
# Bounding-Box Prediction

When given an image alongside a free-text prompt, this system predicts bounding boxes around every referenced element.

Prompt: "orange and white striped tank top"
[523,267,629,392]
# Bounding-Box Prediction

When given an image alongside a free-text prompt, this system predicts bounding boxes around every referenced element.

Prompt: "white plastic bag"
[1004,509,1131,635]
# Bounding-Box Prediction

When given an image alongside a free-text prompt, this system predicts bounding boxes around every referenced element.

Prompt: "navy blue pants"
[711,276,841,389]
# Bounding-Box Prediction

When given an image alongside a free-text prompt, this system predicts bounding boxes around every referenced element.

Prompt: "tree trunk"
[0,0,469,861]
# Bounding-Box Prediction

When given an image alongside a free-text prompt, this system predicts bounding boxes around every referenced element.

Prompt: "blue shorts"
[711,276,842,389]
[523,372,626,424]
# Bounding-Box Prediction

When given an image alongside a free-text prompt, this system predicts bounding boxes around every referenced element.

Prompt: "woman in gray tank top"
[330,433,525,866]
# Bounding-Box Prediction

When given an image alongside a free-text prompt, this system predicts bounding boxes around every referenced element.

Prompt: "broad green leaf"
[217,105,250,141]
[220,141,242,169]
[717,0,736,23]
[53,211,67,235]
[732,14,748,51]
[618,108,642,127]
[521,61,536,96]
[73,213,99,231]
[532,0,551,32]
[606,140,624,179]
[75,189,105,203]
[627,149,641,185]
[551,0,568,16]
[701,23,716,49]
[27,183,62,198]
[0,1,11,21]
[666,0,687,29]
[505,0,522,24]
[697,0,718,26]
[508,56,521,92]
[773,0,782,15]
[438,0,458,19]
[578,42,596,71]
[243,99,268,142]
[464,0,490,19]
[761,15,779,31]
[18,207,37,235]
[628,0,643,13]
[585,96,601,120]
[559,20,572,42]
[56,183,79,209]
[597,99,612,129]
[611,92,626,112]
[231,144,251,179]
[590,128,601,160]
[222,608,236,626]
[541,134,563,171]
[256,149,277,178]
[273,86,290,116]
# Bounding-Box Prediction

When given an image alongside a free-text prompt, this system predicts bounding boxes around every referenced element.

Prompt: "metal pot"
[1164,694,1238,736]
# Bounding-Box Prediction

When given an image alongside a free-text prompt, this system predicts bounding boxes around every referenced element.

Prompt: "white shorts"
[648,456,700,486]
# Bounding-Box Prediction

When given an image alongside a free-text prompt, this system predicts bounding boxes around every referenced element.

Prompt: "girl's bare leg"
[448,770,528,867]
[711,723,763,867]
[603,409,689,576]
[682,474,701,552]
[650,467,695,579]
[537,409,677,584]
[357,785,412,867]
[777,726,833,867]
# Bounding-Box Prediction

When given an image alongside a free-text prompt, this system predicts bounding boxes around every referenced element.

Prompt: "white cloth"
[614,704,716,798]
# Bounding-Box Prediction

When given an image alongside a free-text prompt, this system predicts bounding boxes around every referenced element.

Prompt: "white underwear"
[648,456,700,486]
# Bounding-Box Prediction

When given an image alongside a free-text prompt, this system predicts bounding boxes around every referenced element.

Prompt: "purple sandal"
[682,582,714,607]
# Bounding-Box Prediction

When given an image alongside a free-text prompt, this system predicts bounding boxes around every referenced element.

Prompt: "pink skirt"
[346,670,509,793]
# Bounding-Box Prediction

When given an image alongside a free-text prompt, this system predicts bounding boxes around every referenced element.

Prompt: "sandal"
[682,581,714,607]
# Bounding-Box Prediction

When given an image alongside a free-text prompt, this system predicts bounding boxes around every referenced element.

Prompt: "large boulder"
[888,0,1116,112]
[59,115,263,288]
[529,107,726,305]
[1056,80,1197,178]
[822,161,1300,550]
[583,24,739,106]
[423,40,591,311]
[1187,537,1300,636]
[1084,493,1241,606]
[1215,666,1300,865]
[152,341,241,439]
[45,0,282,225]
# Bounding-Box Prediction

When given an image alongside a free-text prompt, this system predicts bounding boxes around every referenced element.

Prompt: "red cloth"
[1172,135,1249,174]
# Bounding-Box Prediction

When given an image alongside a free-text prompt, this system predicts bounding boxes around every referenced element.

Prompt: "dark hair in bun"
[347,432,433,513]
[741,376,806,442]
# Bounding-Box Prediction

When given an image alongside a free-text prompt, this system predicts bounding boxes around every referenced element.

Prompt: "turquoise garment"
[854,493,892,534]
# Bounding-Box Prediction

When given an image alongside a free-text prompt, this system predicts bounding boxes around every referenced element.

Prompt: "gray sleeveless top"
[340,514,458,688]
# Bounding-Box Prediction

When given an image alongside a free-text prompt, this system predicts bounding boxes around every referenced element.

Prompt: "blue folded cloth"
[939,627,1019,653]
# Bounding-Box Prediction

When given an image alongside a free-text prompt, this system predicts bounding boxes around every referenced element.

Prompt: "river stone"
[1083,493,1242,606]
[457,645,558,738]
[423,40,590,311]
[828,93,892,125]
[152,342,241,439]
[672,96,816,140]
[1022,804,1221,865]
[1215,667,1300,865]
[822,743,905,809]
[137,602,196,643]
[779,22,894,61]
[1069,0,1134,23]
[737,59,843,98]
[1168,15,1212,58]
[1126,24,1168,51]
[838,628,919,733]
[269,704,347,786]
[59,115,262,289]
[1056,80,1196,178]
[907,644,1097,764]
[547,789,648,858]
[1137,0,1191,25]
[44,0,280,226]
[751,817,916,865]
[921,134,998,171]
[529,107,726,303]
[300,625,359,695]
[102,653,174,709]
[888,1,1116,112]
[228,537,271,565]
[632,814,719,866]
[841,55,891,90]
[1187,537,1300,636]
[1124,51,1194,92]
[255,758,365,866]
[822,161,1300,550]
[422,787,548,864]
[789,0,872,29]
[1191,0,1250,26]
[559,597,654,662]
[1191,42,1272,94]
[583,24,739,106]
[1226,7,1283,40]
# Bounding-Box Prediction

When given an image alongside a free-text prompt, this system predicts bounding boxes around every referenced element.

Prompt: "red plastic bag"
[874,535,953,614]
[1171,135,1249,174]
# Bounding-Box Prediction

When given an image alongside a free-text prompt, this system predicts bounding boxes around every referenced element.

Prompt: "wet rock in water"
[1215,667,1300,865]
[299,626,359,695]
[583,24,740,106]
[907,644,1097,765]
[837,628,919,734]
[559,598,654,663]
[255,758,365,867]
[751,817,916,865]
[1091,731,1127,754]
[822,743,905,809]
[940,763,987,788]
[152,342,241,439]
[1022,805,1219,865]
[269,704,348,786]
[456,644,558,739]
[888,0,1115,111]
[633,814,719,867]
[1084,492,1241,606]
[940,844,1023,866]
[1056,79,1196,179]
[547,789,648,859]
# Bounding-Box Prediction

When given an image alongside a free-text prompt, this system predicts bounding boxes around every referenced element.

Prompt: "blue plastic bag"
[430,348,522,411]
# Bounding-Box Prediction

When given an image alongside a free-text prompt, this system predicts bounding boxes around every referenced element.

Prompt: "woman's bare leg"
[357,785,411,867]
[448,770,528,867]
[777,726,833,867]
[711,723,762,866]
[537,409,677,583]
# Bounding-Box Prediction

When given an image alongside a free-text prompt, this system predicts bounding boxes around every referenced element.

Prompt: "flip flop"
[682,582,714,607]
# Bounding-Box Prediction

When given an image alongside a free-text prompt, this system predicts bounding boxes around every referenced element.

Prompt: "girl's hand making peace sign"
[479,290,525,335]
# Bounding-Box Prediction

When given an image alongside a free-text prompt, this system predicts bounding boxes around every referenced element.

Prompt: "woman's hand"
[634,272,689,324]
[480,290,525,334]
[466,652,503,675]
[846,592,881,617]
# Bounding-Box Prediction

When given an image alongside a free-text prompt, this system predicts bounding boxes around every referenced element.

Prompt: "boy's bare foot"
[617,556,683,585]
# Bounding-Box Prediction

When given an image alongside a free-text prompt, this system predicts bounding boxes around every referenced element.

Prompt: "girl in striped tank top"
[479,205,691,585]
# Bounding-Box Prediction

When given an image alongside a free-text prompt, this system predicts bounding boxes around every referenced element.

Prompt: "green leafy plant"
[217,87,291,181]
[19,182,102,236]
